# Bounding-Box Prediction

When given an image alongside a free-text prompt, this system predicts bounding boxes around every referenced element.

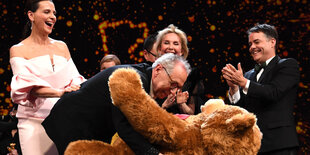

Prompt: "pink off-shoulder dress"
[10,55,85,155]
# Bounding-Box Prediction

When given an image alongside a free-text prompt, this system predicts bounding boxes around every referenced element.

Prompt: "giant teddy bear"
[65,68,262,155]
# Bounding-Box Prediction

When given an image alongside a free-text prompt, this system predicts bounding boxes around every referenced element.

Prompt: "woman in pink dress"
[9,0,85,154]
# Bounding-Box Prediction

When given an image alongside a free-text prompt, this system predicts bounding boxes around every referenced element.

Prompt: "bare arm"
[30,85,80,98]
[30,87,64,98]
[178,102,194,115]
[176,90,194,115]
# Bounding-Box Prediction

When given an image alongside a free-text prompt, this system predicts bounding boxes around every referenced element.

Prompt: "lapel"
[248,69,257,81]
[258,55,280,83]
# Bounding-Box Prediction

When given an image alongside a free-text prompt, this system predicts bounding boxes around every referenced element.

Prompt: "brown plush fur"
[200,100,263,155]
[65,68,262,155]
[64,138,134,155]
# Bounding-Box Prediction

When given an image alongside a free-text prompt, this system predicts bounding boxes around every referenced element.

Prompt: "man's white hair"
[152,53,191,75]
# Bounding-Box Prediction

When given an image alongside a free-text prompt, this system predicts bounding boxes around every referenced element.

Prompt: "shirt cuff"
[228,89,240,104]
[242,79,250,95]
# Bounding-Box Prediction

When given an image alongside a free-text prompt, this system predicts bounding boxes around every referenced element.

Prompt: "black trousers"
[258,147,298,155]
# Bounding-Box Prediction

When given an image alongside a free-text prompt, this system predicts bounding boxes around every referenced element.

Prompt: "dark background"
[0,0,309,153]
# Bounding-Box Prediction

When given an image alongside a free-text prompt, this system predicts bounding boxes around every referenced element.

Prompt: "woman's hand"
[58,84,81,97]
[161,93,176,109]
[176,89,189,104]
[176,89,194,114]
[64,84,80,93]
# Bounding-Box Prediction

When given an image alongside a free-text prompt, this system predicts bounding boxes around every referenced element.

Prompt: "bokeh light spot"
[93,14,99,20]
[210,25,216,31]
[235,52,240,57]
[210,48,215,53]
[66,20,73,27]
[0,68,4,74]
[188,16,195,23]
[187,36,192,42]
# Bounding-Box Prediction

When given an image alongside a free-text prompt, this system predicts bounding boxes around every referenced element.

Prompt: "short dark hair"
[247,23,278,49]
[143,33,158,53]
[100,54,121,66]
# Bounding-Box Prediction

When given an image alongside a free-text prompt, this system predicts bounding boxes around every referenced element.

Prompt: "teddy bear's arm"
[108,68,202,150]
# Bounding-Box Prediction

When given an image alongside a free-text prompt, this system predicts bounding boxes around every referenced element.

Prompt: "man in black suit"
[42,53,191,155]
[222,24,299,154]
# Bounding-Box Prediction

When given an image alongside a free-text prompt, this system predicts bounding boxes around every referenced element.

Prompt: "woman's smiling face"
[158,33,183,56]
[30,1,56,35]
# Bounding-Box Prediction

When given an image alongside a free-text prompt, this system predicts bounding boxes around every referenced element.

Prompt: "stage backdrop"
[0,0,309,153]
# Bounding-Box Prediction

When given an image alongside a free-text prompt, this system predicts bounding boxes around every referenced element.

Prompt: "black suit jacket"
[42,63,158,155]
[236,55,300,152]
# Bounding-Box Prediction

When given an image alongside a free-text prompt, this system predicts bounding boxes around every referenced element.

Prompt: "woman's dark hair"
[22,0,53,39]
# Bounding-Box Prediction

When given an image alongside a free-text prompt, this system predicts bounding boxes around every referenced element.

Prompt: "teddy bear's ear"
[226,113,256,133]
[201,99,225,114]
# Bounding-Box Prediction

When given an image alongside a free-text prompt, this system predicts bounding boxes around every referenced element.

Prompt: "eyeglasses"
[146,49,158,57]
[162,66,179,90]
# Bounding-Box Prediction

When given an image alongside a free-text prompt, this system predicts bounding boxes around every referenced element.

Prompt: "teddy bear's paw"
[64,140,115,155]
[108,68,145,106]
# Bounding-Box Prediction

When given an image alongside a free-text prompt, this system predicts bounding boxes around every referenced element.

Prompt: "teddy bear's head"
[199,99,262,155]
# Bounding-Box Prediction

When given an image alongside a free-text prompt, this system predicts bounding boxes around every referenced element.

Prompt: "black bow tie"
[254,62,266,73]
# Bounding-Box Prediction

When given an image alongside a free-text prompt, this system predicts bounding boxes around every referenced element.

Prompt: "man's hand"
[222,63,239,92]
[222,63,247,89]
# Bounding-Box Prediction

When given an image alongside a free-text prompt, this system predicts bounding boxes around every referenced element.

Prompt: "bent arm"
[178,102,194,115]
[30,83,81,98]
[176,90,194,114]
[30,86,64,98]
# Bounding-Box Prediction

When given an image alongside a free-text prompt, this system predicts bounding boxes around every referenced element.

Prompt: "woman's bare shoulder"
[50,38,68,48]
[10,42,27,58]
[50,38,71,59]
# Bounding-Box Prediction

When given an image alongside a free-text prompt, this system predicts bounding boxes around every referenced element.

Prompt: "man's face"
[144,44,158,63]
[100,61,116,71]
[248,32,276,63]
[151,62,188,99]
